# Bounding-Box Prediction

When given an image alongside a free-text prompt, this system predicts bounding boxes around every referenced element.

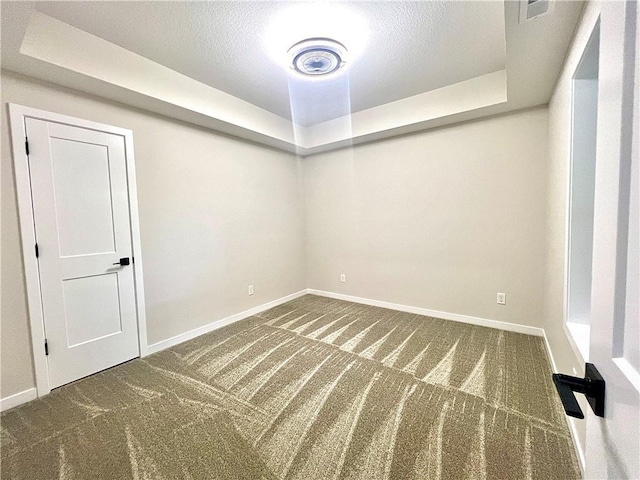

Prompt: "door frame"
[8,104,149,397]
[562,13,601,368]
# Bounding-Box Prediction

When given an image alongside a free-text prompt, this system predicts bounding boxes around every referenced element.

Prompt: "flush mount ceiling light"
[287,38,348,78]
[265,4,367,73]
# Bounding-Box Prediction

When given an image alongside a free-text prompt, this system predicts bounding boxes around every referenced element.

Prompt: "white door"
[586,1,639,478]
[26,118,140,389]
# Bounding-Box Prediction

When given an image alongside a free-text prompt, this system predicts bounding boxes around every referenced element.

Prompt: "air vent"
[520,0,554,23]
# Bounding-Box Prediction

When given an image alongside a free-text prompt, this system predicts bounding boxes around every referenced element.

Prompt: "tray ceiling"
[1,1,584,155]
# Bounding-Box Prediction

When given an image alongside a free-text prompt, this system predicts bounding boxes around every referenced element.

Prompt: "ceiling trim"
[21,11,297,144]
[16,11,512,156]
[302,70,507,149]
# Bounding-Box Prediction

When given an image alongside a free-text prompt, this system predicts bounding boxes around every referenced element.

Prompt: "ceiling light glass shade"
[287,38,348,78]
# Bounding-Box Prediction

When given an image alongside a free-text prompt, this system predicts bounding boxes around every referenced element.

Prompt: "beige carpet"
[1,294,580,479]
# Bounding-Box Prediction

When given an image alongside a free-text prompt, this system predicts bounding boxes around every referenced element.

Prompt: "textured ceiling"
[1,1,585,154]
[31,1,506,126]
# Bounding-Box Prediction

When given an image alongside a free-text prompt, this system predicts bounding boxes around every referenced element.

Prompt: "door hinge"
[25,138,29,156]
[35,243,39,258]
[44,339,49,356]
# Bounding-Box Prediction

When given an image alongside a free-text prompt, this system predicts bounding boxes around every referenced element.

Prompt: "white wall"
[303,107,549,328]
[545,1,603,465]
[1,71,306,399]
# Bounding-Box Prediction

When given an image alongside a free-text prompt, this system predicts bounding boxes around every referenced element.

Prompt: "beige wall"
[1,67,576,424]
[303,107,549,328]
[545,1,602,462]
[1,95,36,395]
[1,71,306,399]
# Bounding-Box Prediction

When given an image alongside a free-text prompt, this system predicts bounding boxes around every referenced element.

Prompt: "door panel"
[50,138,116,257]
[62,273,123,347]
[586,2,639,478]
[26,118,139,389]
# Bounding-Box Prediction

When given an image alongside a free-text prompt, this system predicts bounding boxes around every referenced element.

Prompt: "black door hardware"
[112,257,130,266]
[552,363,605,419]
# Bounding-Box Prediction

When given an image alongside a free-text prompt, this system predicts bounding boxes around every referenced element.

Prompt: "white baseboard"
[0,387,37,412]
[145,290,308,355]
[541,329,560,372]
[542,330,586,475]
[307,289,545,337]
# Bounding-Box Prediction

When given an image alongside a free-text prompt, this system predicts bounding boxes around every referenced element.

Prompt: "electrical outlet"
[248,285,254,296]
[340,274,346,283]
[497,292,506,305]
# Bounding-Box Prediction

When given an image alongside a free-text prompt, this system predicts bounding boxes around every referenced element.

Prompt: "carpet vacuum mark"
[0,295,580,479]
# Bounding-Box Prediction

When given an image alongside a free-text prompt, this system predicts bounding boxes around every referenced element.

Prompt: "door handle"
[112,257,130,266]
[552,363,605,419]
